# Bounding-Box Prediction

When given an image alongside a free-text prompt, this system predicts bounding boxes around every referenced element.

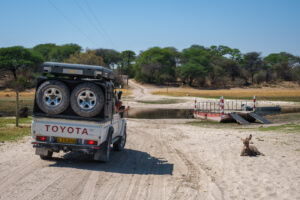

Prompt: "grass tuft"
[0,127,31,142]
[0,117,32,142]
[0,117,32,128]
[258,123,300,133]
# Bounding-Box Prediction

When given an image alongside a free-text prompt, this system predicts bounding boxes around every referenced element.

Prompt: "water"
[124,108,194,119]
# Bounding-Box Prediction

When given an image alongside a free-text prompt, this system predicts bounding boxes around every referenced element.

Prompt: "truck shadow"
[48,149,173,175]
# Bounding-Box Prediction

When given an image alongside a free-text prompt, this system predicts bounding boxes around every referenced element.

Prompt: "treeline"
[1,43,300,89]
[133,45,300,87]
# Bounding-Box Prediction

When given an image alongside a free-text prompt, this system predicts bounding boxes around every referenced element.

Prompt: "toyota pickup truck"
[31,62,127,162]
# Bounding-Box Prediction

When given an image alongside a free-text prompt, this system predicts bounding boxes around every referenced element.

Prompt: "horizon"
[0,0,299,56]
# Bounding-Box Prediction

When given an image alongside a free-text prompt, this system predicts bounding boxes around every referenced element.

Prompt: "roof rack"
[43,62,114,80]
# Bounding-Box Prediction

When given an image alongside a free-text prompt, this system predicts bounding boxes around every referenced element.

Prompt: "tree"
[119,50,136,86]
[33,43,82,62]
[32,43,57,61]
[264,52,300,81]
[64,49,105,66]
[179,45,212,86]
[0,46,43,126]
[210,45,242,61]
[95,49,121,68]
[242,52,263,84]
[134,47,176,84]
[49,44,81,61]
[221,59,240,81]
[120,50,136,77]
[180,61,206,86]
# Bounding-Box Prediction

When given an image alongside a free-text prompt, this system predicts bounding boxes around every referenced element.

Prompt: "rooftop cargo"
[43,62,114,80]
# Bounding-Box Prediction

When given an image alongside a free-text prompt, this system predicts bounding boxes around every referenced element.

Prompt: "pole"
[253,96,256,112]
[194,98,197,114]
[15,90,19,127]
[220,96,224,118]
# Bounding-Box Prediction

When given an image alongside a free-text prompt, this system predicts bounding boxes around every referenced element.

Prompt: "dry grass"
[0,89,35,116]
[0,117,32,142]
[115,88,133,97]
[0,89,35,100]
[152,88,300,102]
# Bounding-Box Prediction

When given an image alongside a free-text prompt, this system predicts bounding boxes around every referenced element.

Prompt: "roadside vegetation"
[1,42,300,122]
[0,89,35,116]
[258,124,300,133]
[152,87,300,102]
[0,117,32,142]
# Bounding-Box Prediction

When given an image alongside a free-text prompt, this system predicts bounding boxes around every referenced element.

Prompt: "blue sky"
[0,0,299,56]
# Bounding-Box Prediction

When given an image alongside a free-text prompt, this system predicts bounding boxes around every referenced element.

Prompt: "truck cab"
[31,62,127,162]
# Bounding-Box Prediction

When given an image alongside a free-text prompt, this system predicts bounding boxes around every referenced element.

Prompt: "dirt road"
[0,119,213,200]
[1,119,300,200]
[0,81,299,200]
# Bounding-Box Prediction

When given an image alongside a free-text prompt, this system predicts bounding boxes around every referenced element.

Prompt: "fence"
[0,99,34,117]
[194,96,257,113]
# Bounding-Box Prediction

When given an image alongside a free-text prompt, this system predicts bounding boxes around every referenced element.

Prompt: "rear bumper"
[32,141,101,152]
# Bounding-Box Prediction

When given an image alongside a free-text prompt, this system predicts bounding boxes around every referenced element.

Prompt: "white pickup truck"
[31,62,127,162]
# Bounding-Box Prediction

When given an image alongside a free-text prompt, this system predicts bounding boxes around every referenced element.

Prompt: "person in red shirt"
[115,91,130,117]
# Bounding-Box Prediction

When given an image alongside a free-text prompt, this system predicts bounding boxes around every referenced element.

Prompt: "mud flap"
[35,148,51,156]
[93,150,103,161]
[93,149,109,162]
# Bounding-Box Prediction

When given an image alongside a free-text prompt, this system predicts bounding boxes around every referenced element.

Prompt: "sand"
[0,80,299,200]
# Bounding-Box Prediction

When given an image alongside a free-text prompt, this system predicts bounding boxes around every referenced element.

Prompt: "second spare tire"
[70,82,104,118]
[36,80,70,115]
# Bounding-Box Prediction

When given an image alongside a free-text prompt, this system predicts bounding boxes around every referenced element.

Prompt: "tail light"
[86,140,98,145]
[36,136,48,142]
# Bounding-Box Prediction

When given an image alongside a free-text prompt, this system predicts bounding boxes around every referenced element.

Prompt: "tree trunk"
[188,77,193,87]
[12,69,17,80]
[15,90,19,127]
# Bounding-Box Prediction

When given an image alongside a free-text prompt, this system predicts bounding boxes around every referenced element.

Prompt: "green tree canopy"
[95,48,121,68]
[0,46,43,127]
[0,46,43,80]
[49,44,81,62]
[32,43,57,61]
[120,50,136,77]
[179,45,212,86]
[242,52,263,84]
[64,49,105,66]
[134,47,176,84]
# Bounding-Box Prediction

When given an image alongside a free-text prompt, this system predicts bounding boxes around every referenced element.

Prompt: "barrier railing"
[194,96,257,113]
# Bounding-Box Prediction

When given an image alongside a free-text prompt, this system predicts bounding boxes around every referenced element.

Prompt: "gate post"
[220,96,225,118]
[253,96,256,112]
[194,98,197,113]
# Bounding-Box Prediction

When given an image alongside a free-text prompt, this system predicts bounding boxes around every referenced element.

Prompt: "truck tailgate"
[32,117,107,140]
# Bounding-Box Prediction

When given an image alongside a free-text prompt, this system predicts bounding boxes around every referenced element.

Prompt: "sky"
[0,0,299,56]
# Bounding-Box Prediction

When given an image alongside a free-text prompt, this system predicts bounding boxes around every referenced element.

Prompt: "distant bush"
[254,71,266,84]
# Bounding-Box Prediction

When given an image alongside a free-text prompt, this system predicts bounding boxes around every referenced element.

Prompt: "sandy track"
[1,80,300,200]
[1,119,299,200]
[0,119,205,200]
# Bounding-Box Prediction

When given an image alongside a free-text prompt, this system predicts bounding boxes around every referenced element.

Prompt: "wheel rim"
[43,88,62,107]
[77,90,97,110]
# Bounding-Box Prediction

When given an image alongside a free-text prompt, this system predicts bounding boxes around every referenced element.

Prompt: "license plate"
[57,137,76,144]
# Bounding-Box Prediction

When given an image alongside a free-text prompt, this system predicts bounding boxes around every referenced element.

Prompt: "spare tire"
[36,80,70,115]
[70,82,104,118]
